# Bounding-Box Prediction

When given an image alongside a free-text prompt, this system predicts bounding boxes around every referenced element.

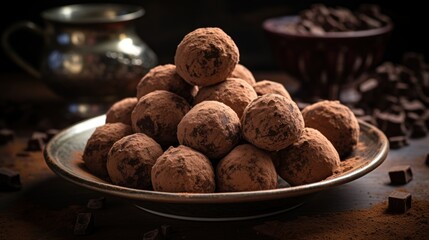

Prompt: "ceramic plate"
[44,115,388,221]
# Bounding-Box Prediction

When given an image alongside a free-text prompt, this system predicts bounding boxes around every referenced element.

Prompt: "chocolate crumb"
[73,212,94,235]
[86,197,105,210]
[16,151,30,157]
[160,225,171,238]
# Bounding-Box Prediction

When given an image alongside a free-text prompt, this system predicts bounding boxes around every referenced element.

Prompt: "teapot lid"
[42,4,144,24]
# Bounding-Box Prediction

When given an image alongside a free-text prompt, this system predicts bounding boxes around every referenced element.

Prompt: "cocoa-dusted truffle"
[82,123,133,178]
[151,145,215,193]
[136,64,196,102]
[229,64,256,85]
[277,128,340,186]
[302,100,360,158]
[107,133,163,189]
[253,80,292,100]
[241,94,304,151]
[177,101,241,159]
[193,78,257,118]
[131,90,191,147]
[174,27,239,87]
[216,144,277,192]
[105,97,137,125]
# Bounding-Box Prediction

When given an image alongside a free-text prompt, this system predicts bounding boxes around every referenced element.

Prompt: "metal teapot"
[2,4,157,101]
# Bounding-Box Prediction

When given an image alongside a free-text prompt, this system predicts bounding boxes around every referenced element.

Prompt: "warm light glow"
[61,7,73,19]
[118,38,141,55]
[63,54,83,74]
[71,32,85,45]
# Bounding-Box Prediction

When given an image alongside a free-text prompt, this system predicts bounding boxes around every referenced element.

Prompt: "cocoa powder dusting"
[254,200,429,240]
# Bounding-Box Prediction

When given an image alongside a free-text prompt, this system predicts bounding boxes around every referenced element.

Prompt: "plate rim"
[44,115,389,204]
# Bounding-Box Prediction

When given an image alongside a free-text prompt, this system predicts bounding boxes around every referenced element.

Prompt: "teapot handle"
[1,21,43,78]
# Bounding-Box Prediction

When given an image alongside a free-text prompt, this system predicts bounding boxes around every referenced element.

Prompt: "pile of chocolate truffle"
[82,27,360,193]
[352,53,429,149]
[282,4,391,34]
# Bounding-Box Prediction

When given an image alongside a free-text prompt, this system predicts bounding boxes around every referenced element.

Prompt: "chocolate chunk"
[45,129,60,142]
[0,129,14,145]
[388,136,409,149]
[86,197,105,210]
[388,165,413,185]
[160,225,171,238]
[16,151,30,157]
[426,153,429,166]
[0,168,21,191]
[410,121,428,139]
[143,229,161,240]
[26,132,47,151]
[403,52,425,73]
[74,213,94,235]
[400,98,426,115]
[388,191,412,213]
[374,110,407,137]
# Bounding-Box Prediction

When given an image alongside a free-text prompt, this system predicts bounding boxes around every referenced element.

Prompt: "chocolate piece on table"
[45,129,60,142]
[86,197,105,210]
[16,151,30,157]
[410,121,428,139]
[160,225,171,238]
[403,52,425,73]
[388,191,412,213]
[26,138,44,151]
[0,129,14,145]
[374,110,407,137]
[400,98,426,115]
[0,168,21,191]
[388,165,413,185]
[388,136,408,149]
[74,213,94,235]
[26,132,47,151]
[143,229,161,240]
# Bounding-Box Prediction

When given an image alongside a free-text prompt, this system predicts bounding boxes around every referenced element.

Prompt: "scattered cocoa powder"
[254,199,429,240]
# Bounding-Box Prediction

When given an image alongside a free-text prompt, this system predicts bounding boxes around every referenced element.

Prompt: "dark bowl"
[263,15,393,100]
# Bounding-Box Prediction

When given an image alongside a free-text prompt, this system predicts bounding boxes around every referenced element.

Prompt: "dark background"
[1,0,427,74]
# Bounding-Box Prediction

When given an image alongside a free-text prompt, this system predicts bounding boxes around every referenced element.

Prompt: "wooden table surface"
[1,74,428,240]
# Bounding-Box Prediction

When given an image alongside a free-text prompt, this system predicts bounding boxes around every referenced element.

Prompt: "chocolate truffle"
[241,94,304,151]
[216,144,277,192]
[151,145,215,193]
[107,133,163,189]
[174,27,239,87]
[193,78,257,118]
[131,90,191,147]
[229,64,256,85]
[105,97,138,125]
[177,101,241,159]
[302,100,360,158]
[253,80,292,100]
[82,123,133,178]
[277,128,340,186]
[136,64,196,102]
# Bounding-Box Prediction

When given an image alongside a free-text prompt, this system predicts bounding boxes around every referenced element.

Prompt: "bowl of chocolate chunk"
[44,27,389,221]
[263,4,393,100]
